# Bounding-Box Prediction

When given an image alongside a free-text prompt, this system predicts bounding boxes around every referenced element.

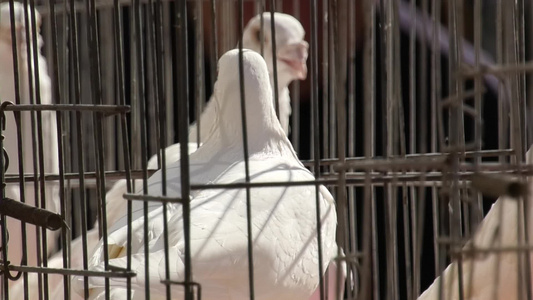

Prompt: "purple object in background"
[395,0,501,97]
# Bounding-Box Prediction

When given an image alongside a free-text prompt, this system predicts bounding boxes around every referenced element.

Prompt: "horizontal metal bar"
[0,198,64,230]
[36,0,258,16]
[5,163,533,190]
[471,173,528,198]
[123,193,182,204]
[190,180,328,190]
[4,169,157,184]
[0,104,130,115]
[321,169,533,187]
[452,245,533,258]
[333,158,533,173]
[332,157,446,172]
[5,265,136,278]
[460,61,533,77]
[301,149,516,168]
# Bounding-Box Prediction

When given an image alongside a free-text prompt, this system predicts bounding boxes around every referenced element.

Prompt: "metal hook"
[0,258,23,281]
[0,102,15,132]
[0,102,15,174]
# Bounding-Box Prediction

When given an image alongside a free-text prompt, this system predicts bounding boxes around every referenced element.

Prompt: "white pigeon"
[102,11,308,240]
[188,11,308,141]
[418,147,533,300]
[74,49,337,300]
[0,1,59,269]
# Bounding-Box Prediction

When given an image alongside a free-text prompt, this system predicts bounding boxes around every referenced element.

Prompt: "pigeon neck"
[214,84,291,157]
[269,69,293,94]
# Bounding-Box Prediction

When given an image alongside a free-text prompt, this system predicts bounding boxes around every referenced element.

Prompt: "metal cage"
[0,0,532,299]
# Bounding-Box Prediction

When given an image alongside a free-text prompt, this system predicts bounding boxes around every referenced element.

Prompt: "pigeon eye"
[254,28,268,45]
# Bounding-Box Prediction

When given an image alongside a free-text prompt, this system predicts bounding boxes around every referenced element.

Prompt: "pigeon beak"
[277,41,309,80]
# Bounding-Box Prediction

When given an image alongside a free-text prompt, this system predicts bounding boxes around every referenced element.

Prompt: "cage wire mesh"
[0,0,532,299]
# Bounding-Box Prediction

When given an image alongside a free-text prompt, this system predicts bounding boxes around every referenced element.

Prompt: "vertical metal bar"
[163,2,174,148]
[406,2,418,298]
[46,0,70,297]
[496,0,508,162]
[146,3,158,163]
[289,0,300,153]
[194,0,205,144]
[471,0,483,238]
[529,0,533,146]
[359,0,376,298]
[414,175,428,299]
[145,7,158,158]
[513,1,532,298]
[56,107,69,298]
[61,4,74,251]
[175,0,193,298]
[99,9,117,172]
[328,0,336,160]
[393,1,405,298]
[61,0,75,284]
[430,0,442,292]
[257,0,264,57]
[65,0,87,298]
[150,0,171,297]
[237,1,256,298]
[130,5,140,174]
[408,0,417,156]
[310,0,325,298]
[346,0,357,298]
[132,0,151,297]
[507,0,524,163]
[447,1,466,300]
[20,3,48,296]
[84,0,111,299]
[519,70,533,300]
[209,0,219,90]
[416,0,428,154]
[383,0,400,298]
[111,0,132,296]
[268,0,280,120]
[516,0,527,160]
[332,0,348,298]
[5,0,28,298]
[321,0,329,160]
[0,113,9,299]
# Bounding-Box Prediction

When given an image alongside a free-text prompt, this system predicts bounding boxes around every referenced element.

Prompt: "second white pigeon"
[418,147,533,300]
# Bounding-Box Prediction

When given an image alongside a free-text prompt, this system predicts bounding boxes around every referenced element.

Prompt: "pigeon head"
[242,12,309,88]
[213,49,288,147]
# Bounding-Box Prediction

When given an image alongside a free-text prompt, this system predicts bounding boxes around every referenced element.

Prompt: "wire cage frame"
[0,0,532,299]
